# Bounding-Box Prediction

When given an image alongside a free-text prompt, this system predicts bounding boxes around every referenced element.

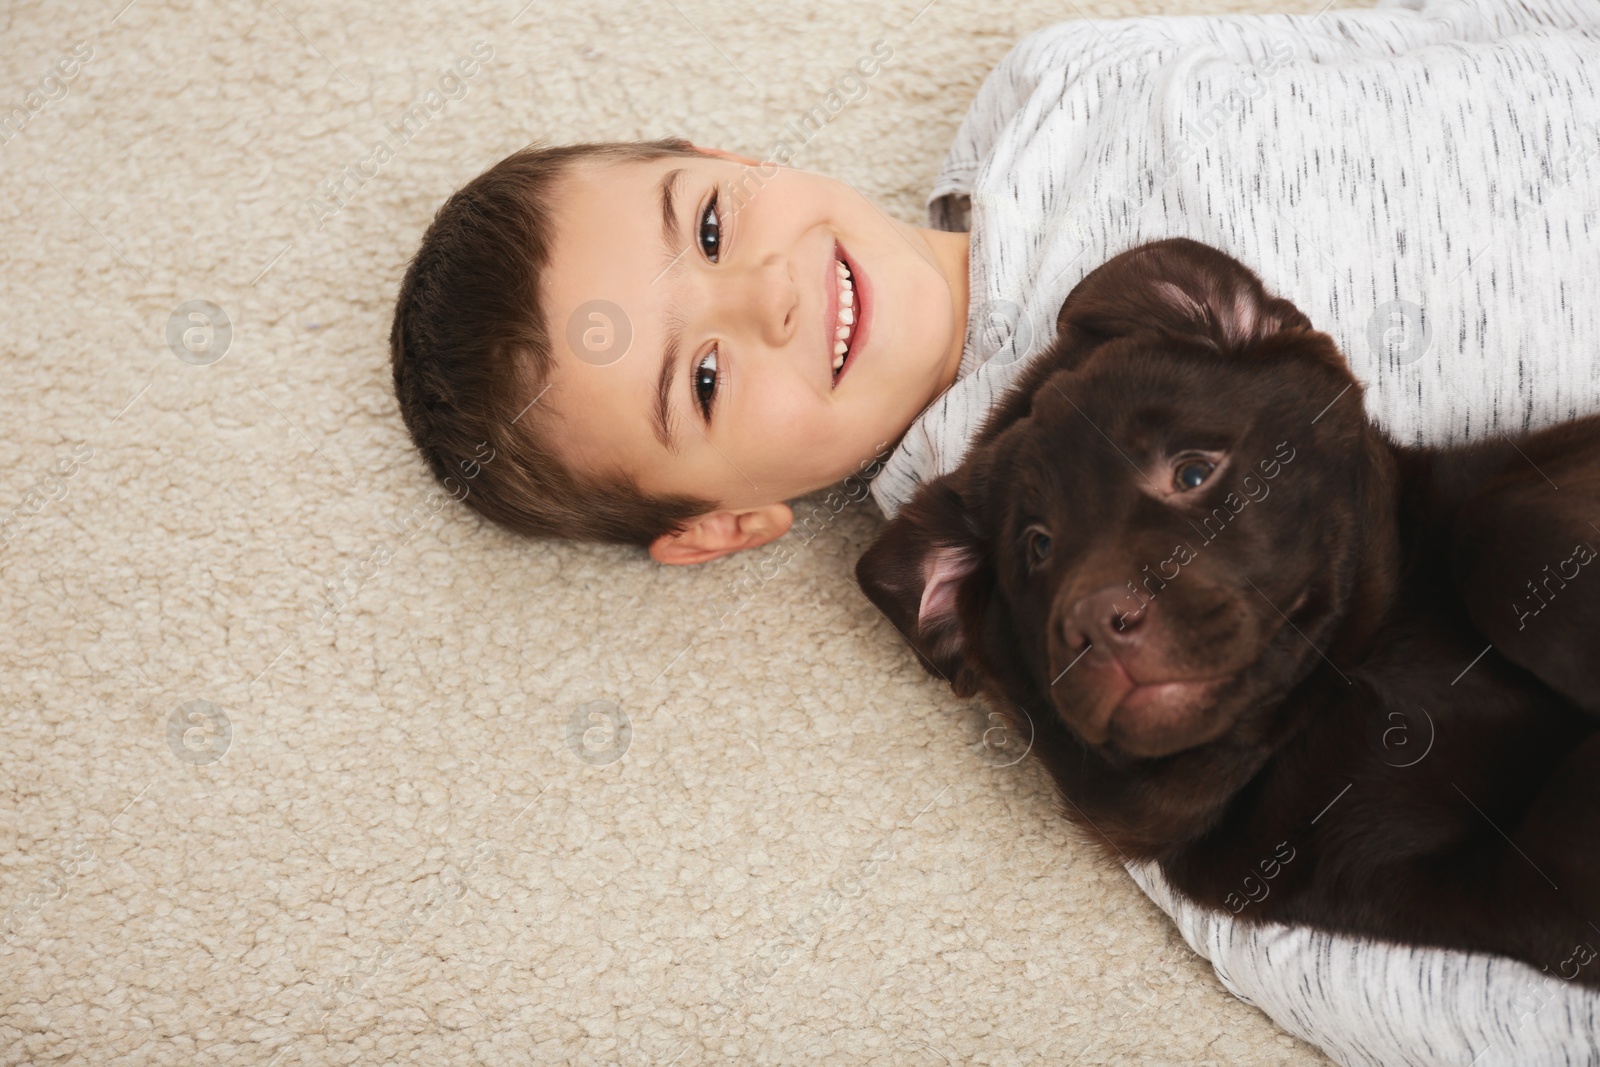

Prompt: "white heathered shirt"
[867,0,1600,1063]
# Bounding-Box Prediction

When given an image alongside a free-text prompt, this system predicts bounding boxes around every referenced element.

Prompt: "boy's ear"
[649,503,793,565]
[854,472,988,698]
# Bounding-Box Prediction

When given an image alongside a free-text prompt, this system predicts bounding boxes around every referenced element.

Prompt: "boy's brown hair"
[389,138,720,548]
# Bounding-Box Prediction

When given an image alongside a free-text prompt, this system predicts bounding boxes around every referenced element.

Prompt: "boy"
[389,138,970,564]
[391,0,1600,1060]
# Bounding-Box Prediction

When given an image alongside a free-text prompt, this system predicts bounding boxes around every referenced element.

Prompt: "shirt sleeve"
[1125,860,1600,1066]
[925,0,1588,229]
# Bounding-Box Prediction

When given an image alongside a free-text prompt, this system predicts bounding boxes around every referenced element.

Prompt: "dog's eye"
[1024,525,1053,566]
[1173,459,1216,491]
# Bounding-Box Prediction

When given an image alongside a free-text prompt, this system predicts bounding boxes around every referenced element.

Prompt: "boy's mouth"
[830,241,869,388]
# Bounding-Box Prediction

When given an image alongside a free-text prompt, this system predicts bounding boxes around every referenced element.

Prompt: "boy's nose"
[715,256,798,348]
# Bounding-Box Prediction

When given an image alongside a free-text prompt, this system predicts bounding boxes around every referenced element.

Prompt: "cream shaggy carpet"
[0,0,1379,1063]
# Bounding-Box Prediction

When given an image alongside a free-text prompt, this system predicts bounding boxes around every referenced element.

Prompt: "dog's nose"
[1063,585,1150,654]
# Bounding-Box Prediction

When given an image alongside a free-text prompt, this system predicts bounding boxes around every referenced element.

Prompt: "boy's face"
[542,151,968,519]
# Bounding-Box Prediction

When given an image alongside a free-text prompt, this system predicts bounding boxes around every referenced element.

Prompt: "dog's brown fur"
[857,238,1600,984]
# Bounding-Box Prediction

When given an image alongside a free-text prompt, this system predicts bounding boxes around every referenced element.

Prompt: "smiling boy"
[392,0,1600,1060]
[390,138,969,564]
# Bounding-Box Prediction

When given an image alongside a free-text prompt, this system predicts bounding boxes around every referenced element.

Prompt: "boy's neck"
[922,227,971,393]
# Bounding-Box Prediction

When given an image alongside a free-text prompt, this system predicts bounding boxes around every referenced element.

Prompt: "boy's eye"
[698,192,721,263]
[693,346,719,420]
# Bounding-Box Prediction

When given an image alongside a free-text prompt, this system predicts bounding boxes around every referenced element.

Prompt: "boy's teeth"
[833,255,858,378]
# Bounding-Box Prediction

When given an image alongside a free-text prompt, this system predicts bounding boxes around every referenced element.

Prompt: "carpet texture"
[0,0,1377,1063]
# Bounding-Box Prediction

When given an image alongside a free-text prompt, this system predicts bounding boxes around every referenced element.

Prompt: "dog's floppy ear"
[855,472,990,699]
[1054,237,1313,362]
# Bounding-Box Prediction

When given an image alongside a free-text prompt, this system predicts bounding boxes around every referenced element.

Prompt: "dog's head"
[858,239,1397,768]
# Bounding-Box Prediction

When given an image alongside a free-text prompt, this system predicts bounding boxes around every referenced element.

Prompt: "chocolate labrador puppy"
[856,238,1600,984]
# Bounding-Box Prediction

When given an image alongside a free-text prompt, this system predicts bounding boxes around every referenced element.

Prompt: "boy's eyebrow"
[652,327,680,455]
[659,167,686,264]
[652,167,690,455]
